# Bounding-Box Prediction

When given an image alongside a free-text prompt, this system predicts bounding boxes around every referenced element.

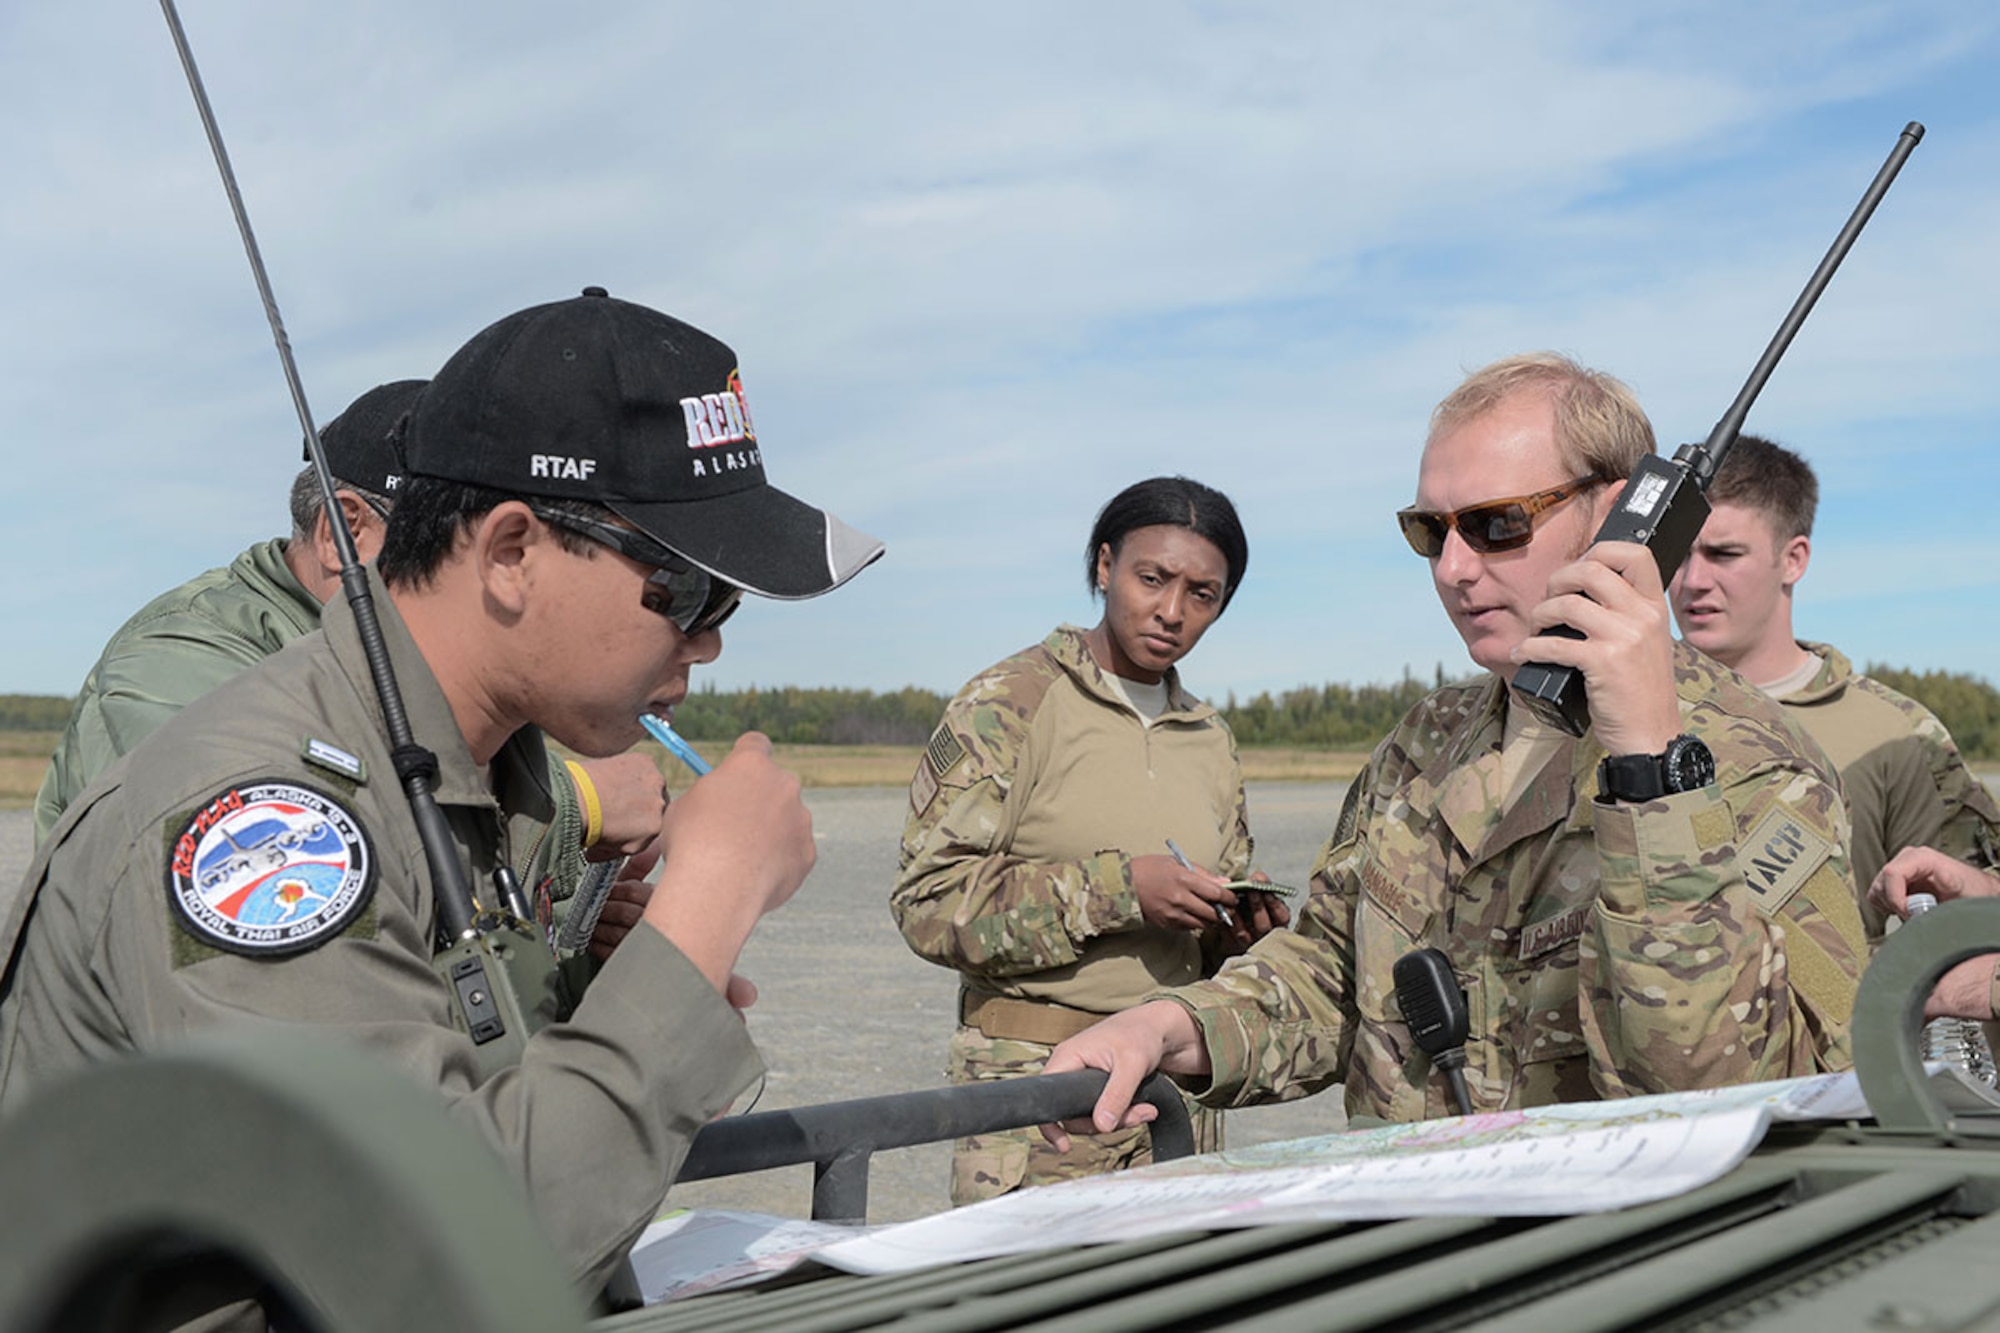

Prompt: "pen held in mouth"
[640,713,713,776]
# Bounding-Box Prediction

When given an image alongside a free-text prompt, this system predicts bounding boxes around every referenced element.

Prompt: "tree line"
[0,696,70,731]
[632,664,2000,761]
[6,666,1999,758]
[1866,667,2000,762]
[662,673,1456,749]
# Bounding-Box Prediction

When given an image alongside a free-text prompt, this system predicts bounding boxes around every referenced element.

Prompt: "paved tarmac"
[0,780,1351,1224]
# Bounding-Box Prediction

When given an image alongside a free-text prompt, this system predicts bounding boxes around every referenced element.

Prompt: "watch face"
[1663,736,1716,792]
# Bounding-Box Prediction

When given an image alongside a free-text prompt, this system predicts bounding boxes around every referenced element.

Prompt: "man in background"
[32,381,663,907]
[1669,433,2000,942]
[34,381,421,842]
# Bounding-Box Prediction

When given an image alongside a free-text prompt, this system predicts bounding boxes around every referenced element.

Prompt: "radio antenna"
[158,0,479,941]
[1510,121,1924,735]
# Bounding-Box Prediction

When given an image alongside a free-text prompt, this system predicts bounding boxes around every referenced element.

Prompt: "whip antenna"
[1510,121,1924,735]
[158,0,478,941]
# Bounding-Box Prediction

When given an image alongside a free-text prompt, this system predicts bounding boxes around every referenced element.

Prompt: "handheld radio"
[1511,122,1925,735]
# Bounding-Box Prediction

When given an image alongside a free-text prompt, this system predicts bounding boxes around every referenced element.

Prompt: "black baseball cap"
[403,287,884,600]
[315,379,427,497]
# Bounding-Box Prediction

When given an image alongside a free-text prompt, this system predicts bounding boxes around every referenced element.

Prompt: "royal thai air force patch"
[166,780,375,956]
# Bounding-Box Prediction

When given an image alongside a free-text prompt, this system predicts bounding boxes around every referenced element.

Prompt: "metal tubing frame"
[681,1070,1198,1221]
[1852,896,2000,1134]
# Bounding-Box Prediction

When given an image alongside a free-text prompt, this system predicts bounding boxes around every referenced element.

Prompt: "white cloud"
[3,0,1994,701]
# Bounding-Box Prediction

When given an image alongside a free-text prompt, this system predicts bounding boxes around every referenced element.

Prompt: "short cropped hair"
[1085,476,1249,613]
[375,476,602,589]
[288,465,394,543]
[1428,352,1655,482]
[1703,433,1817,539]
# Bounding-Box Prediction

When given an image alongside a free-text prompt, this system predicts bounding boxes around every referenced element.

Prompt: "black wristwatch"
[1597,734,1715,803]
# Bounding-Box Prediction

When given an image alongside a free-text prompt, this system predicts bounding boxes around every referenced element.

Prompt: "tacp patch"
[1738,806,1832,919]
[165,780,375,957]
[913,725,969,815]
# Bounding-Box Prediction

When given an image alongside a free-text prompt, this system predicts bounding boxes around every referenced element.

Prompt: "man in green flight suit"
[1041,352,1866,1138]
[0,287,884,1320]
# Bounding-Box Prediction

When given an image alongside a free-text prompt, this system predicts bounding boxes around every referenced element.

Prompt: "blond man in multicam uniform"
[1043,353,1866,1137]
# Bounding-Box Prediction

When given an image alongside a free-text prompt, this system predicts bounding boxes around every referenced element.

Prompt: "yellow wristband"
[565,760,603,849]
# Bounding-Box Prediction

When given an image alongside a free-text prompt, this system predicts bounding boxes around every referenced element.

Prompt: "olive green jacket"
[34,539,318,842]
[1,568,758,1301]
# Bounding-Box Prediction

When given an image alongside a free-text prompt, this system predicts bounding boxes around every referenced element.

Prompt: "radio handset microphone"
[1511,122,1925,736]
[1393,948,1475,1117]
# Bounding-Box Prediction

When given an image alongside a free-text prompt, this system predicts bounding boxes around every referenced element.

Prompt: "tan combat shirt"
[893,625,1252,1014]
[1778,641,2000,942]
[0,569,759,1297]
[1169,642,1865,1123]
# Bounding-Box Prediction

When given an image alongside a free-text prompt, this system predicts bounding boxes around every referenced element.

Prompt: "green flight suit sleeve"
[89,618,272,756]
[890,692,1143,979]
[34,618,274,843]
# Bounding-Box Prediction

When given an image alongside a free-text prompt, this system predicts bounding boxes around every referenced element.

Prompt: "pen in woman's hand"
[1166,838,1233,929]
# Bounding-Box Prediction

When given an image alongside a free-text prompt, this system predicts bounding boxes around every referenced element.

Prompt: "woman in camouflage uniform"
[892,476,1286,1203]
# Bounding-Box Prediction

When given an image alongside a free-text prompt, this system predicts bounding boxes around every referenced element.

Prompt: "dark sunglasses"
[1396,476,1606,558]
[527,504,744,637]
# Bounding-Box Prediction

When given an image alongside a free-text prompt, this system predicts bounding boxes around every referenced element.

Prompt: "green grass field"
[0,732,56,810]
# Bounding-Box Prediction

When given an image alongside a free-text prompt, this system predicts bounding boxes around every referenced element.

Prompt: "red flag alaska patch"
[166,780,375,956]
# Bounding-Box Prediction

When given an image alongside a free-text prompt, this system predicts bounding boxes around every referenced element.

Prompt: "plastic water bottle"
[1907,892,1998,1087]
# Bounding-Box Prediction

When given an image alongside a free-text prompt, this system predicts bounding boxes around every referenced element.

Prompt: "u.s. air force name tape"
[1519,903,1589,960]
[166,780,375,957]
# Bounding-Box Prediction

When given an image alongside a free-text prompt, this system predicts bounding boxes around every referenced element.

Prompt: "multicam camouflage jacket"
[1164,641,1866,1123]
[1780,641,2000,941]
[892,625,1252,1015]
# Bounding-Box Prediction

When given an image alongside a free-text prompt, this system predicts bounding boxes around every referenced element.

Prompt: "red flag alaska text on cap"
[404,287,883,599]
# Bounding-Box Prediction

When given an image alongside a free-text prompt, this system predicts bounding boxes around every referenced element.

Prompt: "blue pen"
[640,713,713,776]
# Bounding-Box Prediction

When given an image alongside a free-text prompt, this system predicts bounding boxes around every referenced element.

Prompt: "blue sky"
[2,2,1995,704]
